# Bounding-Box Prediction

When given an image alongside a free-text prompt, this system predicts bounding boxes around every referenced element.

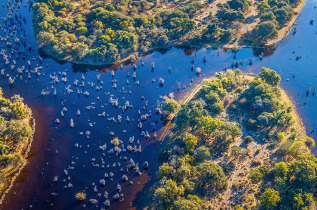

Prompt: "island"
[32,0,303,65]
[152,68,317,209]
[0,90,34,203]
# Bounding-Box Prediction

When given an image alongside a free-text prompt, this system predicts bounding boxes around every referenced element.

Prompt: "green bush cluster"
[0,89,32,171]
[250,0,297,44]
[153,69,317,209]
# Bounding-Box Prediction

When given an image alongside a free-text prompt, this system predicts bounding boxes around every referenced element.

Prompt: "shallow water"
[0,0,317,209]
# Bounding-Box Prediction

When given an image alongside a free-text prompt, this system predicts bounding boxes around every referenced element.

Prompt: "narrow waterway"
[0,0,316,209]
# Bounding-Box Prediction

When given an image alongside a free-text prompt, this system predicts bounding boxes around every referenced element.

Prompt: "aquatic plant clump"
[31,0,303,65]
[151,68,317,209]
[75,192,87,201]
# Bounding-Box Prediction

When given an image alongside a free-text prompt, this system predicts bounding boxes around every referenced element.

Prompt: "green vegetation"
[243,0,300,44]
[32,0,212,65]
[162,99,180,116]
[32,0,302,64]
[0,89,33,198]
[151,68,317,209]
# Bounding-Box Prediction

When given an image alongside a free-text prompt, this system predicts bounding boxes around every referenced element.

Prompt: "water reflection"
[0,0,316,209]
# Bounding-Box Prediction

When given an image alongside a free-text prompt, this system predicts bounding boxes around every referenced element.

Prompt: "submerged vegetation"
[0,89,33,200]
[152,68,317,209]
[32,0,302,65]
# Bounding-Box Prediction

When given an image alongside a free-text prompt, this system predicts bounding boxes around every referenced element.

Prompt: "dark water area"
[0,0,317,209]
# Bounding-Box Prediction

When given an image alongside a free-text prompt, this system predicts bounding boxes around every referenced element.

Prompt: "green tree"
[154,179,184,209]
[11,102,31,120]
[195,145,211,163]
[183,134,198,153]
[260,188,281,209]
[162,99,180,115]
[197,115,223,139]
[174,198,201,209]
[3,122,32,143]
[196,161,227,192]
[257,1,270,12]
[259,67,281,86]
[273,162,288,179]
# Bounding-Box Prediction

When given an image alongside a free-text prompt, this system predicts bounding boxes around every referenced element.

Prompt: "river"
[0,0,316,209]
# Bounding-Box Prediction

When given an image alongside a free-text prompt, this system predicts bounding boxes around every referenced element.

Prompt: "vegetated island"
[32,0,303,65]
[0,89,34,203]
[152,68,317,209]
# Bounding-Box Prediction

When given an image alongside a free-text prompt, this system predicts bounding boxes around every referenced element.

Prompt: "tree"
[76,26,88,34]
[162,99,180,115]
[244,136,253,143]
[0,141,9,155]
[253,21,278,42]
[257,1,270,12]
[195,146,211,163]
[3,122,32,143]
[174,198,201,209]
[260,11,276,22]
[292,193,315,209]
[274,162,288,179]
[259,67,281,86]
[183,134,198,153]
[274,7,293,26]
[260,188,281,209]
[36,31,55,47]
[227,0,251,12]
[197,115,223,139]
[288,158,317,190]
[305,137,315,148]
[72,42,88,58]
[196,161,227,191]
[114,30,137,50]
[203,92,220,104]
[11,102,31,120]
[154,179,184,209]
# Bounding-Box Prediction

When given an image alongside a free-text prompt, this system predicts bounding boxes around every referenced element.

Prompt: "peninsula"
[153,68,316,209]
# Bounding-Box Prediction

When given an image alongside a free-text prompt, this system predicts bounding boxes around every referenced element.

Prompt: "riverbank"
[0,95,35,204]
[32,0,305,66]
[266,0,305,46]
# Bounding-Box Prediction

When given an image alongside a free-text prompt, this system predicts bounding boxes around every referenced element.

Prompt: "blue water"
[0,0,316,209]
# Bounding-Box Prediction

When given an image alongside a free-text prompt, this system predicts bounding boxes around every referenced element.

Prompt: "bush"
[196,161,227,191]
[260,188,281,209]
[183,134,198,153]
[244,136,254,144]
[305,137,315,148]
[207,102,224,115]
[277,132,286,141]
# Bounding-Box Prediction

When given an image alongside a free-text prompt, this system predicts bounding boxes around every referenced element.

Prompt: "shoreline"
[36,0,306,67]
[266,0,305,46]
[148,72,312,208]
[0,118,36,204]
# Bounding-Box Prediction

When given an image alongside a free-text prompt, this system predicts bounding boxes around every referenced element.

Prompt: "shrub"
[277,132,286,141]
[196,161,227,192]
[304,137,315,148]
[244,136,254,144]
[260,188,280,209]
